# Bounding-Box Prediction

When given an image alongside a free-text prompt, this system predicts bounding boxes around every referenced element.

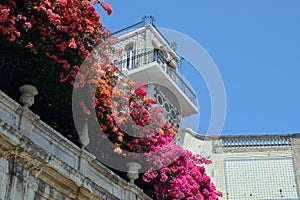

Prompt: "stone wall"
[0,90,151,200]
[291,134,300,197]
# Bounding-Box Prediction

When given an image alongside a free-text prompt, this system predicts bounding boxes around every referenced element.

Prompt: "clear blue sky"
[97,0,300,135]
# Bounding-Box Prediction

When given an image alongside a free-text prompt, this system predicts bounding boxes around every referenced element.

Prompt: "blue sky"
[97,1,300,135]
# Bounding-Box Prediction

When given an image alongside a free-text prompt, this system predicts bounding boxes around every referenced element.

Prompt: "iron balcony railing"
[116,49,197,106]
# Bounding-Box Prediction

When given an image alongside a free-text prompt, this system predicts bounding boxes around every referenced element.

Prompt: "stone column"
[291,135,300,198]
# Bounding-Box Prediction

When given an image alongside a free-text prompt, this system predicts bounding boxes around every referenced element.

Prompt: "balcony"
[116,49,198,117]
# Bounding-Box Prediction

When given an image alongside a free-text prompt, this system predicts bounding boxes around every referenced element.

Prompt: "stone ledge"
[0,90,152,200]
[0,121,108,199]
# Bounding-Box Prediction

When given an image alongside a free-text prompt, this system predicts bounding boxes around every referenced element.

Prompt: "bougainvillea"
[1,0,222,199]
[91,64,222,199]
[143,150,223,200]
[0,0,112,83]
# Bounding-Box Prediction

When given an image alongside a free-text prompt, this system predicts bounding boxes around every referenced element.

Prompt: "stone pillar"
[16,107,39,137]
[291,135,300,198]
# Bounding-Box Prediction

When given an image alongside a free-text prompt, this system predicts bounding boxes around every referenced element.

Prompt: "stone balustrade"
[220,135,292,149]
[0,90,152,200]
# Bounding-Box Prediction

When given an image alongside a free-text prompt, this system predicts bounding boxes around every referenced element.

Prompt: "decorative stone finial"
[19,84,38,107]
[126,162,142,184]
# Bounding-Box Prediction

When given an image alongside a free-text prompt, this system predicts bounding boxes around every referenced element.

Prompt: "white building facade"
[182,129,300,200]
[111,16,198,143]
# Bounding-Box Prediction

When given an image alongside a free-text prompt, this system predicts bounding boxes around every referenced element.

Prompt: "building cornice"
[184,128,300,140]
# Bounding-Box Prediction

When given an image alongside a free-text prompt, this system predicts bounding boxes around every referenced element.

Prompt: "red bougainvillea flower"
[0,0,113,84]
[101,2,113,15]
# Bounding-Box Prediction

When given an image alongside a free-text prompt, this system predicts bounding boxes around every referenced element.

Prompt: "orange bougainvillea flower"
[158,128,164,136]
[168,128,177,136]
[26,42,33,48]
[117,135,123,142]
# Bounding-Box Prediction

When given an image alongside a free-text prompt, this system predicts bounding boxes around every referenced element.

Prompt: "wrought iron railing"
[116,49,197,106]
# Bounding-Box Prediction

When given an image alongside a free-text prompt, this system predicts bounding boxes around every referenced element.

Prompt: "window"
[124,43,134,70]
[164,102,170,113]
[170,109,177,120]
[156,94,163,105]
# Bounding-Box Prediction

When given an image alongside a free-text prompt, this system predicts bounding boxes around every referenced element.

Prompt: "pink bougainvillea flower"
[0,6,10,23]
[25,22,32,29]
[68,38,77,49]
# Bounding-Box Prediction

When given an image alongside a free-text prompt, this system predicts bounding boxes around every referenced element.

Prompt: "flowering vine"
[0,0,222,199]
[91,64,222,199]
[0,0,113,83]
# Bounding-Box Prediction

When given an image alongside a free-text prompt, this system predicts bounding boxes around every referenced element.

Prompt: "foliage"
[0,0,112,104]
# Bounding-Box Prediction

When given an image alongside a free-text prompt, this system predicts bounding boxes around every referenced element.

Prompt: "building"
[182,129,300,200]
